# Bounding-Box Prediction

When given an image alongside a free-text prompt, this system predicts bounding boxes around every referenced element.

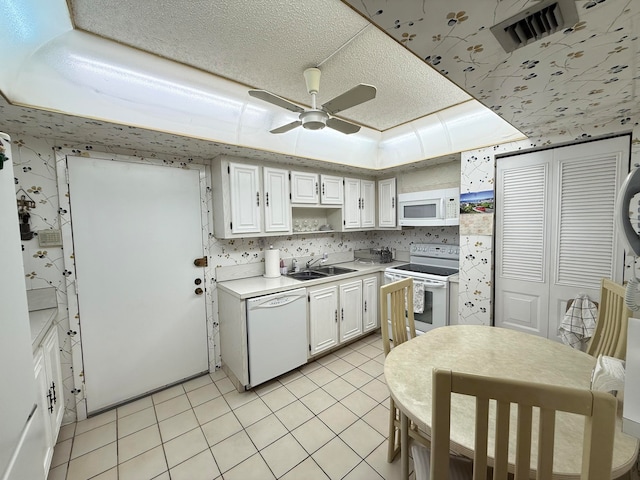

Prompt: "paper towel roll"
[264,248,281,278]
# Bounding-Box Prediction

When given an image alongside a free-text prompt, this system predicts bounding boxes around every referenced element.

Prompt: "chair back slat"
[493,401,510,479]
[514,405,532,480]
[587,278,631,360]
[380,278,416,356]
[536,409,555,479]
[431,369,617,480]
[473,397,489,480]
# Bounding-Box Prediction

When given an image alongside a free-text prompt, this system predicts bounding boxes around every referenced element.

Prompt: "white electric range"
[384,243,460,334]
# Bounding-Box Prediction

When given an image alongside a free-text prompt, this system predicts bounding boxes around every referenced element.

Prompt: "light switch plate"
[38,229,63,247]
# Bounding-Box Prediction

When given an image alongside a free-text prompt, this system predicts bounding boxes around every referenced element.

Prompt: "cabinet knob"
[335,310,338,323]
[194,278,202,285]
[256,192,260,206]
[392,197,395,208]
[364,301,367,312]
[195,287,204,295]
[266,192,269,207]
[315,182,319,194]
[341,308,344,321]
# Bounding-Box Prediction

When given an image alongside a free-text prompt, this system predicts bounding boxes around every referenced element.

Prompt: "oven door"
[384,272,449,335]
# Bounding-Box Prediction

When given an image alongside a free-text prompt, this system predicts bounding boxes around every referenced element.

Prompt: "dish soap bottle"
[280,259,286,275]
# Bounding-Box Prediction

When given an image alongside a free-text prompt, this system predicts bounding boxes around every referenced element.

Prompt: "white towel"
[558,293,598,349]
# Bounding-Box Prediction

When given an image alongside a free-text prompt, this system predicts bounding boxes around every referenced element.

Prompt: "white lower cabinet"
[308,285,339,356]
[33,326,63,474]
[309,274,378,356]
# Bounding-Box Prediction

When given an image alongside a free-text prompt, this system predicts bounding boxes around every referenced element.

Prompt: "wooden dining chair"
[586,278,632,360]
[380,277,420,462]
[430,368,617,480]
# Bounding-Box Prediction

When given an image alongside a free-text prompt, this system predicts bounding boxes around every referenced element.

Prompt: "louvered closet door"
[496,152,552,337]
[547,138,627,340]
[496,136,628,340]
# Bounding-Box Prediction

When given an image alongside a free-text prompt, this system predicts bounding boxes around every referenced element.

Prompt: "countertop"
[218,260,405,299]
[30,308,57,352]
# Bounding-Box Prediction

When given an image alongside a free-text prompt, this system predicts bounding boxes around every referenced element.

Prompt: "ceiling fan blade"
[270,121,302,134]
[322,84,376,115]
[326,117,361,135]
[249,90,305,113]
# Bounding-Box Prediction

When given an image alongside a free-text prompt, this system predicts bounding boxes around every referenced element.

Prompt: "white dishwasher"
[246,288,308,387]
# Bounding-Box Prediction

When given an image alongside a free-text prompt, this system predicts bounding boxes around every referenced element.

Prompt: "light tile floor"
[47,333,415,480]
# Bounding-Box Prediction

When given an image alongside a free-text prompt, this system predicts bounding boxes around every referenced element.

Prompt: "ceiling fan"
[248,67,376,135]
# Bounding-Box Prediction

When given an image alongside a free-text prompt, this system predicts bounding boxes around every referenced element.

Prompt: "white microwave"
[397,188,460,226]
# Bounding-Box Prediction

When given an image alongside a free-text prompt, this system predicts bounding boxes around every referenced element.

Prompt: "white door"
[320,175,343,205]
[67,156,208,413]
[361,180,376,228]
[378,178,396,227]
[362,276,379,332]
[495,136,628,339]
[230,163,261,234]
[291,171,319,204]
[263,167,291,233]
[343,178,361,229]
[340,280,363,342]
[309,285,339,356]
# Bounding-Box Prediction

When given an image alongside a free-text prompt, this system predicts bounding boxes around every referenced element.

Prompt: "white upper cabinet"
[212,157,291,238]
[377,178,396,228]
[320,175,343,205]
[229,163,261,234]
[344,178,375,229]
[263,167,291,232]
[291,171,319,204]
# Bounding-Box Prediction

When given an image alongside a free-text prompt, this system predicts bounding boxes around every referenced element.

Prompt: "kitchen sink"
[288,270,329,281]
[288,265,356,281]
[312,266,356,275]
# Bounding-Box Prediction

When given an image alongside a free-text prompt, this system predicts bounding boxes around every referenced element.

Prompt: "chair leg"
[388,398,401,462]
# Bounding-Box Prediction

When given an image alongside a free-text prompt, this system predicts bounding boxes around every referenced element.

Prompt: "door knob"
[195,288,204,295]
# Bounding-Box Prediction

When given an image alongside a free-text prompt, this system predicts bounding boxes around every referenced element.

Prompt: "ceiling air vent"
[490,0,579,53]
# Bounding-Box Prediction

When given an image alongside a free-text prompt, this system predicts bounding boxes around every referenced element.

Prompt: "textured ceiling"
[1,0,637,169]
[69,0,471,131]
[346,0,640,138]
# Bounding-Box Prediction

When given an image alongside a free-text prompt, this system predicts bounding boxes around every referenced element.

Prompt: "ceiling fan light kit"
[248,67,376,135]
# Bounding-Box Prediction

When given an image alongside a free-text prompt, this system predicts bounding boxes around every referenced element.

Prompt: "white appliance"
[246,288,308,387]
[397,187,460,227]
[0,133,46,480]
[384,243,459,334]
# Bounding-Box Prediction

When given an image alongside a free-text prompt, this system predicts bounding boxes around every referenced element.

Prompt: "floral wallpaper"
[346,0,640,143]
[9,132,459,421]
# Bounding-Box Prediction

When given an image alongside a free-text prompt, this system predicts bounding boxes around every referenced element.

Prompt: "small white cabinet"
[291,171,343,205]
[344,178,375,229]
[291,171,319,204]
[320,175,343,205]
[377,178,397,228]
[33,326,63,473]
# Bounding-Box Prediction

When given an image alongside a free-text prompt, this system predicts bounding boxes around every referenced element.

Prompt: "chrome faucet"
[306,253,328,269]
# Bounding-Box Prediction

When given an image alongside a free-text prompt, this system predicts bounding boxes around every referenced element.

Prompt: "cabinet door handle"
[341,308,344,321]
[315,182,319,195]
[266,192,269,207]
[364,300,367,312]
[322,183,325,196]
[335,310,338,323]
[46,387,54,413]
[392,197,395,208]
[362,198,364,209]
[358,198,361,209]
[51,381,57,405]
[256,192,260,206]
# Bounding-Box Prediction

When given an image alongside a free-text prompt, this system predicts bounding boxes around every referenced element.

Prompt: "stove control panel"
[410,243,459,259]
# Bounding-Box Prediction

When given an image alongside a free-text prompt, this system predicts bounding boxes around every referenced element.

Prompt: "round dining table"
[384,325,639,479]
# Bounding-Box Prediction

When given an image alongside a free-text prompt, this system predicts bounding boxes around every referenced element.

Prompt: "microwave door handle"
[440,197,445,218]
